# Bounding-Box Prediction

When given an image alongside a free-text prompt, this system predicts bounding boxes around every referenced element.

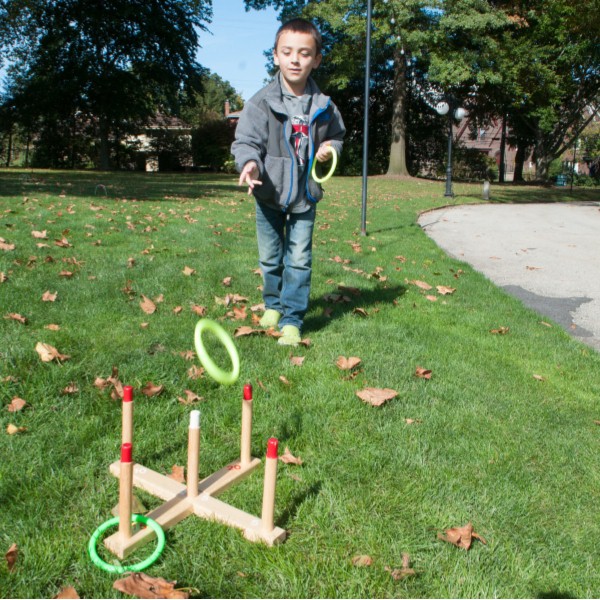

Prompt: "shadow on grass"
[537,591,577,599]
[0,169,241,200]
[457,184,599,204]
[304,284,407,334]
[278,480,323,530]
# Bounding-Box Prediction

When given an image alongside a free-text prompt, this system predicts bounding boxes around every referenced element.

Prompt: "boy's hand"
[316,142,333,163]
[239,161,262,195]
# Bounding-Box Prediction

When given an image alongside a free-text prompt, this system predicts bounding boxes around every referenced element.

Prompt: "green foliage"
[191,120,236,171]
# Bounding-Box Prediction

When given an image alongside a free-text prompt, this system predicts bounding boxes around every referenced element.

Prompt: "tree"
[1,0,212,169]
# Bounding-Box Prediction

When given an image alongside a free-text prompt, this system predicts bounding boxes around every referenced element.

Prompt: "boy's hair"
[275,18,322,55]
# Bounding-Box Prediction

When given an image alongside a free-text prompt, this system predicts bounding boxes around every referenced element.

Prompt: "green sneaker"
[259,309,281,328]
[277,325,301,346]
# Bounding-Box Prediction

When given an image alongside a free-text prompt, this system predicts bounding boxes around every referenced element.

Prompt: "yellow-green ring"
[87,514,165,574]
[194,319,240,385]
[311,146,338,183]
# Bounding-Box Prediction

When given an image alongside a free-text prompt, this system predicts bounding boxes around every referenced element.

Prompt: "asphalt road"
[418,202,600,352]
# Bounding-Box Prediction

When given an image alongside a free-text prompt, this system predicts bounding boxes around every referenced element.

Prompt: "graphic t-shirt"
[281,74,313,213]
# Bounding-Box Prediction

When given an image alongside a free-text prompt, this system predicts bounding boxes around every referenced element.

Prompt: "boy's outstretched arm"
[238,161,263,195]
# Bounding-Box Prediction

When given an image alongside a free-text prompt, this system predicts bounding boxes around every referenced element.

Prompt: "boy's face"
[273,30,322,95]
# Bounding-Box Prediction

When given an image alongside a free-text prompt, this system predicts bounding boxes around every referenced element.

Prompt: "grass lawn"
[1,169,599,599]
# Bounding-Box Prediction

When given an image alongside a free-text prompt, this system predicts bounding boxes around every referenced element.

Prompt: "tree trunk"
[513,142,527,182]
[499,115,507,183]
[386,48,409,176]
[98,115,111,170]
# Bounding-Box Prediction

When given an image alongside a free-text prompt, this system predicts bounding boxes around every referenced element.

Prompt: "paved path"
[418,202,600,352]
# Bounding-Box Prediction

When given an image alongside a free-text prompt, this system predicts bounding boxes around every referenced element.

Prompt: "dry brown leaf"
[438,522,486,550]
[42,290,58,302]
[113,573,190,599]
[191,304,207,316]
[53,586,80,599]
[7,397,27,412]
[187,365,204,380]
[490,326,510,335]
[54,237,72,248]
[140,295,157,314]
[234,325,260,337]
[290,356,305,367]
[4,313,27,324]
[178,390,204,404]
[280,447,303,465]
[0,272,7,282]
[415,366,432,379]
[436,285,456,295]
[5,543,18,571]
[0,238,15,251]
[142,382,164,397]
[222,276,232,286]
[425,295,438,302]
[232,305,247,320]
[173,306,183,315]
[182,266,196,276]
[353,307,369,317]
[356,387,397,407]
[336,356,362,370]
[385,552,416,581]
[279,375,290,385]
[35,342,70,362]
[167,465,185,483]
[405,418,422,425]
[62,383,79,395]
[409,279,432,290]
[352,555,373,567]
[533,374,546,381]
[6,424,27,435]
[45,324,60,331]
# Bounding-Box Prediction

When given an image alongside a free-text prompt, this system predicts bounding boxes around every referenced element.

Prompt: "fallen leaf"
[425,295,438,302]
[62,383,79,395]
[4,313,27,324]
[415,367,432,379]
[113,573,190,599]
[353,307,369,317]
[280,447,303,465]
[438,522,486,550]
[187,365,204,380]
[182,266,196,276]
[222,276,232,286]
[290,356,305,366]
[140,295,157,314]
[191,304,207,316]
[7,424,27,435]
[5,543,18,571]
[42,290,58,302]
[142,382,164,397]
[404,418,422,425]
[234,325,261,338]
[352,555,373,567]
[45,324,60,331]
[35,342,70,362]
[436,285,456,295]
[0,238,15,251]
[53,586,80,599]
[279,375,290,385]
[167,465,185,483]
[7,397,27,412]
[409,279,432,290]
[533,374,546,381]
[385,553,416,581]
[490,326,510,334]
[178,390,204,404]
[356,387,397,407]
[336,356,362,371]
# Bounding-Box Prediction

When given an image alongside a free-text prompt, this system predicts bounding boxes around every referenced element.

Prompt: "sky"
[197,1,280,100]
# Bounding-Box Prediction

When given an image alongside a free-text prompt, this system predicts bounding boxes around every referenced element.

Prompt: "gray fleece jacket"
[231,75,345,212]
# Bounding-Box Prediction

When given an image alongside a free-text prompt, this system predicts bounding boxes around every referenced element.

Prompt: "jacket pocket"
[255,155,292,207]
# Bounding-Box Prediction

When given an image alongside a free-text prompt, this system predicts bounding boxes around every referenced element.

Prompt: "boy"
[231,18,345,346]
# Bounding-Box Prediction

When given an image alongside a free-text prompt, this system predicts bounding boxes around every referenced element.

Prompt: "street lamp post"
[435,100,466,198]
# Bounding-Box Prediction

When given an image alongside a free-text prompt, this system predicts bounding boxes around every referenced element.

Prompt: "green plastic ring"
[194,319,240,385]
[87,514,165,574]
[311,146,338,183]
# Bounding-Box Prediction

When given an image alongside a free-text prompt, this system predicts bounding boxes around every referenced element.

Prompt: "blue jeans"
[255,201,316,330]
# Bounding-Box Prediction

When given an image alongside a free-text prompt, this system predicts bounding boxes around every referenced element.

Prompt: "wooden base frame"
[104,457,287,559]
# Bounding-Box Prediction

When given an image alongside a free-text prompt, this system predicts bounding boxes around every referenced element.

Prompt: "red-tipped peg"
[123,386,133,402]
[121,442,132,463]
[243,383,253,401]
[266,437,279,459]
